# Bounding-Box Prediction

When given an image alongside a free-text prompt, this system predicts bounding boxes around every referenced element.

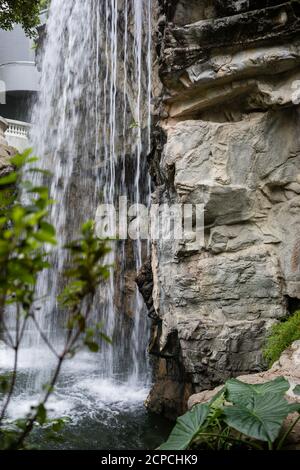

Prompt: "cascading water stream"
[0,0,167,449]
[29,0,153,386]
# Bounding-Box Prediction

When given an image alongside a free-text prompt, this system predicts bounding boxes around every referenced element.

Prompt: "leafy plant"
[159,404,210,451]
[0,1,47,37]
[39,0,50,11]
[0,151,110,449]
[159,377,300,451]
[129,121,140,129]
[263,310,300,366]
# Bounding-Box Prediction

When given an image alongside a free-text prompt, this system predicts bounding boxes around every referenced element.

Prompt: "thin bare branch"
[30,314,59,359]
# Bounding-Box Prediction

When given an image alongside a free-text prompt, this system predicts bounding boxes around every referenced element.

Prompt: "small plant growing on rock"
[264,311,300,366]
[159,377,300,451]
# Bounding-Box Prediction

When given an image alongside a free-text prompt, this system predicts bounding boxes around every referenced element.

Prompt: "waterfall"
[0,1,175,450]
[0,0,152,396]
[0,1,175,449]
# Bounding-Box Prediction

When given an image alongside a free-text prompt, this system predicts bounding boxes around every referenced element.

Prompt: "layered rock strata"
[141,0,300,418]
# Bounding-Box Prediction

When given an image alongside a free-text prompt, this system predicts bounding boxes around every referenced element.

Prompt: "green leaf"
[99,332,112,344]
[209,387,225,407]
[40,221,56,236]
[26,168,52,177]
[28,186,49,198]
[15,419,28,431]
[129,121,140,129]
[293,385,300,396]
[0,172,17,186]
[288,403,300,414]
[35,404,47,425]
[82,220,93,235]
[225,377,289,406]
[0,240,9,256]
[50,418,66,433]
[159,403,210,450]
[33,230,57,245]
[0,375,10,393]
[10,149,33,168]
[11,206,25,223]
[77,315,86,332]
[223,392,292,443]
[85,341,99,353]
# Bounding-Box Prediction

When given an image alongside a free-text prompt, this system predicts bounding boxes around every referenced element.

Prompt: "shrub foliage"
[159,377,300,451]
[0,0,47,37]
[264,310,300,366]
[0,151,110,449]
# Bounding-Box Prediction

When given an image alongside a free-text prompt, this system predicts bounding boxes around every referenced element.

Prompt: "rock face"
[188,340,300,408]
[142,0,300,418]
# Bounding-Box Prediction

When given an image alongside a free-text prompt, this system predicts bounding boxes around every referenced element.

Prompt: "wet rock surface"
[145,0,300,418]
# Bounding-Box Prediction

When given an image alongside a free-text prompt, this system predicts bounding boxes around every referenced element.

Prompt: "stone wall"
[141,0,300,418]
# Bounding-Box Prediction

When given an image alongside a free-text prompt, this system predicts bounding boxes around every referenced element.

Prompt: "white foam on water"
[4,393,76,422]
[0,343,57,371]
[75,377,149,406]
[1,376,149,426]
[1,342,149,423]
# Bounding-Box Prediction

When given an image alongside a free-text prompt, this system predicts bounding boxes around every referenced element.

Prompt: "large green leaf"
[223,392,293,443]
[159,403,210,450]
[293,385,300,396]
[289,403,300,414]
[225,377,289,406]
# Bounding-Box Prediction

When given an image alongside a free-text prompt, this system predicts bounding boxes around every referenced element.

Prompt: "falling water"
[30,0,152,382]
[0,0,161,448]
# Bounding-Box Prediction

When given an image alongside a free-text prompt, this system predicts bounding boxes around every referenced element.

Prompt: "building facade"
[0,11,47,151]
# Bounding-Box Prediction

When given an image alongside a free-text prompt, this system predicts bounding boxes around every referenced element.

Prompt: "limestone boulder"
[145,0,300,418]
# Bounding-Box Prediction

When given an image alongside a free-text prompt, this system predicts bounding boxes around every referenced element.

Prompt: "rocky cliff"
[141,0,300,418]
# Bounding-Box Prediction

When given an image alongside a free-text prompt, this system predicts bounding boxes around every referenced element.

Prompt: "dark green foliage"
[0,187,15,212]
[0,151,55,314]
[225,377,290,405]
[39,0,49,10]
[0,151,110,449]
[159,404,210,450]
[0,1,46,37]
[59,221,110,309]
[159,377,300,451]
[0,0,49,37]
[263,310,300,366]
[223,393,294,443]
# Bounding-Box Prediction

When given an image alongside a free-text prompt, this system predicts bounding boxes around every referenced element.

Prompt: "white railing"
[5,119,31,152]
[5,119,30,137]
